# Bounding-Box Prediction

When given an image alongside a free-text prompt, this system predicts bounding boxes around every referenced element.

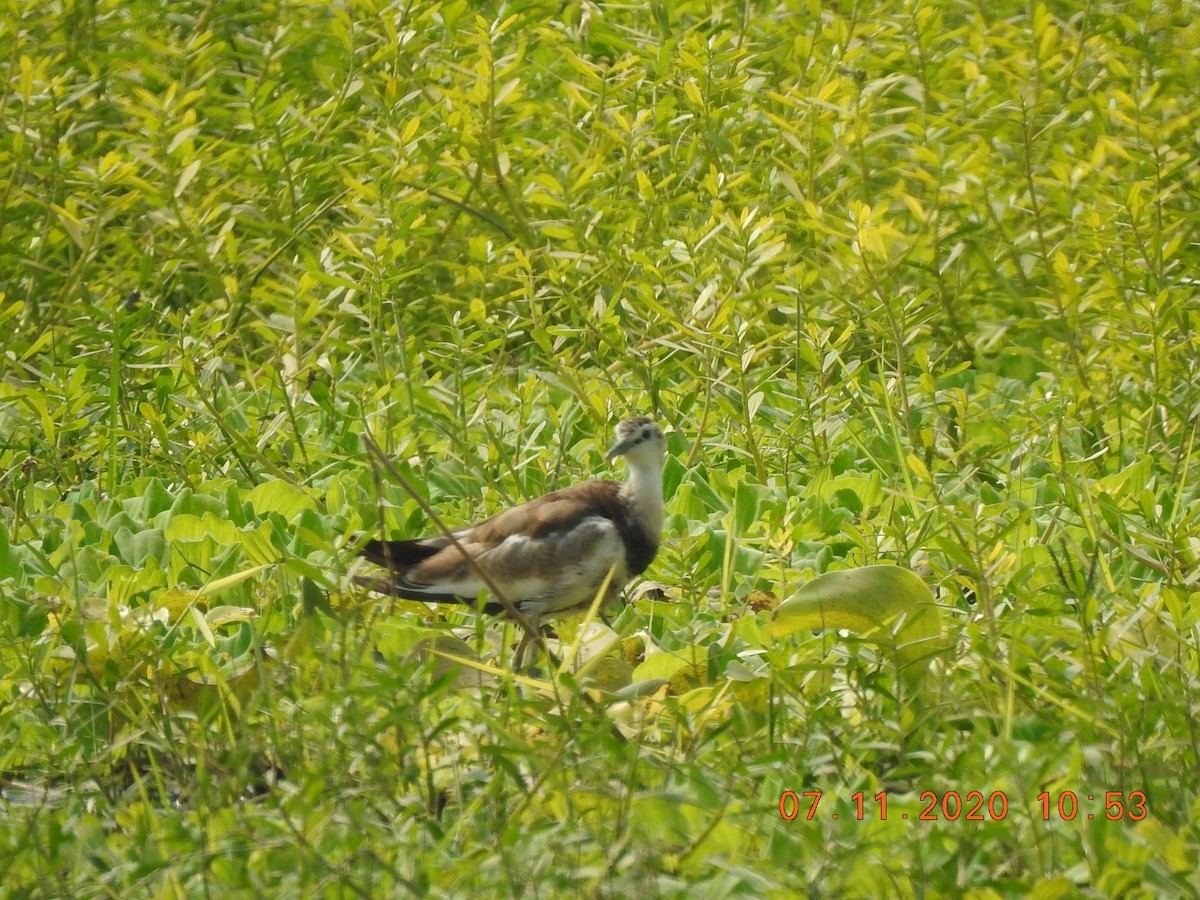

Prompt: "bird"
[359,417,667,666]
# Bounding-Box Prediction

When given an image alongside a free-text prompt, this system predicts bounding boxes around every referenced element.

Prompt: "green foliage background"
[2,0,1198,895]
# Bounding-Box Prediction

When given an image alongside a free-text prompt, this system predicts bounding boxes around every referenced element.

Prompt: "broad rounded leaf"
[769,565,942,675]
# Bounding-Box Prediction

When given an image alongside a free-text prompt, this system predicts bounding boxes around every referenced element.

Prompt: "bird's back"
[360,479,656,618]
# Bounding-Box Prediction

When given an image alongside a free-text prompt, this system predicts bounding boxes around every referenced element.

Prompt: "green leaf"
[247,480,318,521]
[733,478,763,535]
[195,564,270,599]
[0,524,18,582]
[770,565,943,677]
[111,526,167,567]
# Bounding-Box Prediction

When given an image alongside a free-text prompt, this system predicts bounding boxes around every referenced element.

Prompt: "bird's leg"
[512,626,535,670]
[512,623,563,671]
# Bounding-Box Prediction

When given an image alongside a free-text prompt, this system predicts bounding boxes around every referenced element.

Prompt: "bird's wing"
[388,482,628,610]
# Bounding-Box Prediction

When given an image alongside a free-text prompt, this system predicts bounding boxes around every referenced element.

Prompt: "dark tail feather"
[351,575,503,613]
[360,538,442,570]
[351,574,460,603]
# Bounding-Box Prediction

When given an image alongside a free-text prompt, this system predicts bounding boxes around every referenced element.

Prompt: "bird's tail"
[351,574,503,613]
[360,537,443,569]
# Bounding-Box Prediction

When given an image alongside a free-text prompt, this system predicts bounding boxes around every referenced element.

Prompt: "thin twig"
[359,429,547,659]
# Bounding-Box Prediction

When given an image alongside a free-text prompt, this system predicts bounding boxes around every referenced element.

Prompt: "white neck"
[621,458,665,537]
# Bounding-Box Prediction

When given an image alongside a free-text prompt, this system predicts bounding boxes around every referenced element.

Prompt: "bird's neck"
[620,460,665,538]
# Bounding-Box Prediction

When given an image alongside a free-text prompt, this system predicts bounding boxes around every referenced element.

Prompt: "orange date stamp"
[779,790,1148,822]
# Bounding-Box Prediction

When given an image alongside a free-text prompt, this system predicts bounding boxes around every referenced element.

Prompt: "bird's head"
[606,417,666,468]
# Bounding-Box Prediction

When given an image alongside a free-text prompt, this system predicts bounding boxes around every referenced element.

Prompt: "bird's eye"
[641,428,650,438]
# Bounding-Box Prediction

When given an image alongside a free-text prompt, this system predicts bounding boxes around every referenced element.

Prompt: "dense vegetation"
[2,0,1197,895]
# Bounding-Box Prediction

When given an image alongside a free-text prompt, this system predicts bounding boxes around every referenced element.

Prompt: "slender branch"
[358,429,545,650]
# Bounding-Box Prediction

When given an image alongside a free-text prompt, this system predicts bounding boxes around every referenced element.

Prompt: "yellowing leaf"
[205,606,258,627]
[196,564,271,599]
[156,587,199,618]
[246,480,317,520]
[191,606,216,647]
[51,205,86,250]
[770,565,943,677]
[633,652,689,682]
[906,453,931,482]
[636,170,655,201]
[174,159,201,198]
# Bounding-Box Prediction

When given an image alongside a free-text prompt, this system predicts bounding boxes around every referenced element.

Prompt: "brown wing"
[360,481,627,609]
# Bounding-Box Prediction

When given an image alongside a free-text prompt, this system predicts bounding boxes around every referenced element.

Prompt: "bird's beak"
[606,435,637,463]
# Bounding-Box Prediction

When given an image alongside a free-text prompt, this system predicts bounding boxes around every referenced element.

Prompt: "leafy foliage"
[2,0,1198,895]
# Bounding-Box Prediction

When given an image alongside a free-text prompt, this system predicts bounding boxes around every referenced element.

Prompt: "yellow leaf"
[906,453,930,482]
[174,159,201,198]
[205,606,258,627]
[636,170,655,201]
[770,565,943,677]
[51,205,87,250]
[901,194,925,222]
[191,606,216,647]
[196,564,271,598]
